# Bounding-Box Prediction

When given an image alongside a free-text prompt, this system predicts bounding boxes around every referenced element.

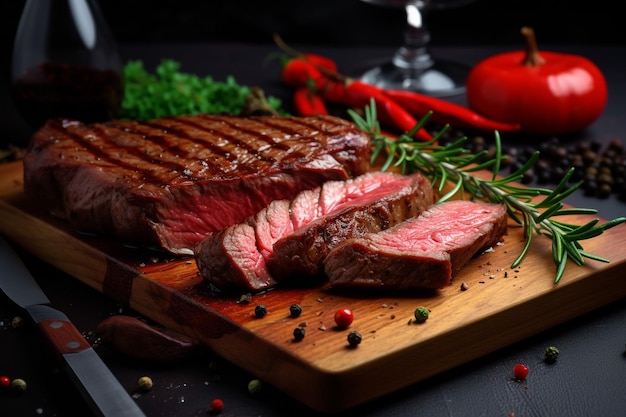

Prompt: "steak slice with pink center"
[324,200,508,291]
[195,171,435,292]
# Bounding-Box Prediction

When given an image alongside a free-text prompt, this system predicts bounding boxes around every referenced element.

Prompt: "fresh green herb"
[348,101,626,284]
[118,59,283,120]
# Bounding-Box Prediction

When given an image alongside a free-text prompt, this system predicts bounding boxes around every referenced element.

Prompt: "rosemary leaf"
[351,100,626,283]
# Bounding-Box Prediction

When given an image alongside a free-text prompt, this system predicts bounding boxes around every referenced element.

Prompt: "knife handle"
[28,305,92,357]
[27,305,147,417]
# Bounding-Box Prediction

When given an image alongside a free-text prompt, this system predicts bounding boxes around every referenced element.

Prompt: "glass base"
[360,59,469,97]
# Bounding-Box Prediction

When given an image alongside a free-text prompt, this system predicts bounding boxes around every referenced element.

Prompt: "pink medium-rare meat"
[195,199,291,292]
[324,200,508,291]
[265,172,435,280]
[22,114,371,254]
[194,171,436,292]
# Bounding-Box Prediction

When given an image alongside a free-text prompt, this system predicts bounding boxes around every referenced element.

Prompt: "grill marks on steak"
[324,200,508,291]
[23,114,371,254]
[194,171,435,292]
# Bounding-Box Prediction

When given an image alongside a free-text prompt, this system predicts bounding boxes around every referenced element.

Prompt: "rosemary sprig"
[349,102,626,283]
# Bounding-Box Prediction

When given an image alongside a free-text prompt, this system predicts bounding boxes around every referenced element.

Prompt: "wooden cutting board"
[1,159,625,413]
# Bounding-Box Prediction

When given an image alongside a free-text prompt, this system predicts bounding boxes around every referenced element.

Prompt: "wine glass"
[11,0,124,131]
[360,0,473,97]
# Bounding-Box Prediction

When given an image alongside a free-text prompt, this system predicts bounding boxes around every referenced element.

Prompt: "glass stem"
[392,1,433,71]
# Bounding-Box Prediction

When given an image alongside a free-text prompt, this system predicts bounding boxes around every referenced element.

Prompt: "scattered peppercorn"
[247,379,262,394]
[293,326,306,341]
[347,331,362,347]
[457,134,626,201]
[289,303,302,318]
[210,398,224,414]
[11,316,23,328]
[0,375,11,389]
[334,308,354,329]
[544,346,560,363]
[413,306,430,323]
[254,304,268,318]
[10,378,27,393]
[137,376,153,391]
[513,363,529,381]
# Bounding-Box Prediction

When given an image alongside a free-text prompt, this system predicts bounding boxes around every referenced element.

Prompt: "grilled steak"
[324,200,508,291]
[23,114,371,254]
[195,171,435,292]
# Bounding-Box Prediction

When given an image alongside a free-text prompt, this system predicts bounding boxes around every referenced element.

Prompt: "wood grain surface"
[1,160,625,413]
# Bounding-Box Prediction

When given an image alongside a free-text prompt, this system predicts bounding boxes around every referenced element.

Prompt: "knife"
[0,236,147,417]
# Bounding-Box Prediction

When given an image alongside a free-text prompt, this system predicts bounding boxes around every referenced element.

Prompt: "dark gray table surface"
[1,42,625,417]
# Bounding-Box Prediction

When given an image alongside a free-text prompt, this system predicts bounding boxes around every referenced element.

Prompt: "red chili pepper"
[281,58,323,88]
[293,87,328,116]
[383,89,521,133]
[301,53,338,73]
[280,53,341,90]
[314,78,346,103]
[340,81,433,142]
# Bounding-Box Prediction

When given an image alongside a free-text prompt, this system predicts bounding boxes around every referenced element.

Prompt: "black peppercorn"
[293,326,305,341]
[254,304,268,318]
[289,303,302,318]
[437,130,626,201]
[347,331,362,347]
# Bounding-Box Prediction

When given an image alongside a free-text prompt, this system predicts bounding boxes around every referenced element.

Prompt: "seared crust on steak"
[324,200,508,291]
[23,114,371,254]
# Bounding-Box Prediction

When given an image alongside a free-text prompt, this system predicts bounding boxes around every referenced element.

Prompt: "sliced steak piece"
[324,200,508,291]
[266,172,435,281]
[196,199,293,292]
[23,114,371,254]
[195,171,435,292]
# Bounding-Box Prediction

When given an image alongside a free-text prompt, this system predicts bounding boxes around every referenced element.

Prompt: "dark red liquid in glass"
[11,61,123,129]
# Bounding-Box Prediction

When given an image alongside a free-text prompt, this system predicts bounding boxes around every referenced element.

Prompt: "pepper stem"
[521,26,546,67]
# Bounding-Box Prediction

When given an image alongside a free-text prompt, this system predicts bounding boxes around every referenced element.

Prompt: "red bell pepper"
[466,27,608,136]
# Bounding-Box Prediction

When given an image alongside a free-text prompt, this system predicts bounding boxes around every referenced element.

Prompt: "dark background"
[1,0,623,148]
[2,0,624,49]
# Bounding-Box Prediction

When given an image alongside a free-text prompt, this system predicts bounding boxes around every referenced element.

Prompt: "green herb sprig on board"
[118,59,283,120]
[348,101,626,284]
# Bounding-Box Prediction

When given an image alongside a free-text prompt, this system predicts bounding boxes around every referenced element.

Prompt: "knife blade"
[0,236,147,417]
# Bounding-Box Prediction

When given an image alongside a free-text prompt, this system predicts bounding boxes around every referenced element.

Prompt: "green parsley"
[118,59,283,120]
